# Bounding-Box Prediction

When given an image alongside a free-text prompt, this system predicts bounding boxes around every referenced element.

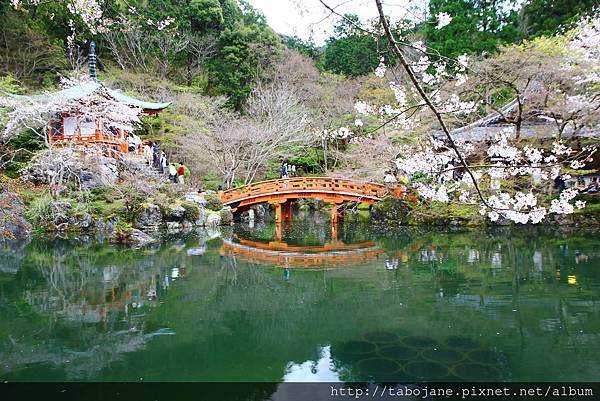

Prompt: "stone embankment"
[0,190,241,245]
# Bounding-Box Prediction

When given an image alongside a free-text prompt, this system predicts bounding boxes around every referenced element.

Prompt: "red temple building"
[45,82,171,155]
[42,42,171,156]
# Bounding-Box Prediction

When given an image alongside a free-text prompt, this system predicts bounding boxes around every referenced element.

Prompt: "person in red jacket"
[177,162,186,185]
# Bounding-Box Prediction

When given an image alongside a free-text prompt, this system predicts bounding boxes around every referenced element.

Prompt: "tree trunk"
[515,97,523,142]
[187,50,193,87]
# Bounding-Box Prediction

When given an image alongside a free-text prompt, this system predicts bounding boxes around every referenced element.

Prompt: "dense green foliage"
[321,34,380,77]
[520,0,598,37]
[207,21,280,109]
[118,0,280,109]
[0,9,68,86]
[318,0,567,75]
[319,14,380,77]
[281,35,321,60]
[0,0,280,109]
[424,0,523,58]
[1,0,590,104]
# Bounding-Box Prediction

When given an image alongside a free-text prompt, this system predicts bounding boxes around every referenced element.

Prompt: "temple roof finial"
[89,41,97,82]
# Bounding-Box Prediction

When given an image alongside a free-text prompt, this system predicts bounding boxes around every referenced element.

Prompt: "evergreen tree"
[320,14,381,77]
[281,35,321,60]
[205,2,280,109]
[424,0,523,59]
[520,0,598,38]
[121,0,279,108]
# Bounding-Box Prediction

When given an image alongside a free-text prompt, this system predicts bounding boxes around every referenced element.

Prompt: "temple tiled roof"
[450,97,521,134]
[13,82,171,111]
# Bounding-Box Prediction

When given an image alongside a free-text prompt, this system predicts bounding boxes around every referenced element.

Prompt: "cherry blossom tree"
[0,78,141,144]
[317,0,599,224]
[463,31,600,141]
[0,77,144,194]
[9,0,108,34]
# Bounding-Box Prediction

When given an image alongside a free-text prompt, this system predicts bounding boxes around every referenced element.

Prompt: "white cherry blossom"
[436,12,452,29]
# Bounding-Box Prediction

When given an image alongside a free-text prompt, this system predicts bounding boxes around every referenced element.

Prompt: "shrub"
[204,191,223,212]
[22,194,53,226]
[181,201,200,222]
[90,186,117,203]
[219,207,233,225]
[120,186,146,223]
[114,222,133,241]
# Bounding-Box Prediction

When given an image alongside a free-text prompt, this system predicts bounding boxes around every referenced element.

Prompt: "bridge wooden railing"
[219,177,389,205]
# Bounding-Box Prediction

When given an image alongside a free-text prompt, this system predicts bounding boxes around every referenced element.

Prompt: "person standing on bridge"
[280,159,289,179]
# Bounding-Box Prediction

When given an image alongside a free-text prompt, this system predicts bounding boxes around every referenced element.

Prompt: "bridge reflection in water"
[221,237,385,270]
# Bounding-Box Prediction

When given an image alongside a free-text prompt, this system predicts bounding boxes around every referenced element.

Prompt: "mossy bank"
[370,195,600,228]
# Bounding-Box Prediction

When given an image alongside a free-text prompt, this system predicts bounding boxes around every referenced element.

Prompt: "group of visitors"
[168,161,189,184]
[141,141,190,185]
[280,159,297,178]
[577,176,600,194]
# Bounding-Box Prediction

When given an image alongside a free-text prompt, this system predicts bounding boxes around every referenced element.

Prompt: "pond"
[1,215,600,385]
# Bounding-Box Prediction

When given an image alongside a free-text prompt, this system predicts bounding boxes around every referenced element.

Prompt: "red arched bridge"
[218,177,410,223]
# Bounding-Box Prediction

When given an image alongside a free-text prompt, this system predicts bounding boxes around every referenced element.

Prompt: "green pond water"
[1,215,600,383]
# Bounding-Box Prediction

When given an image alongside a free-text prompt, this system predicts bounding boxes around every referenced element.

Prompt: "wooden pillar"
[120,129,128,154]
[331,202,342,241]
[47,122,52,144]
[96,118,102,141]
[331,221,339,241]
[283,201,293,221]
[331,203,340,224]
[273,202,282,223]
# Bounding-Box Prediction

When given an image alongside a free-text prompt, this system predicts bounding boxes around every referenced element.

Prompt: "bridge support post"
[331,203,342,224]
[273,201,282,223]
[283,201,293,221]
[331,202,343,241]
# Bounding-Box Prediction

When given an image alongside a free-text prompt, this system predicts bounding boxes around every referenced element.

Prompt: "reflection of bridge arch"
[221,238,385,269]
[219,177,410,223]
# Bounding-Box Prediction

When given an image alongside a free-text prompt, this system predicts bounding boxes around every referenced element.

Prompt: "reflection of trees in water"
[210,250,333,352]
[0,328,148,379]
[377,227,600,284]
[220,252,239,286]
[0,237,196,379]
[2,226,600,381]
[376,227,600,379]
[223,226,600,354]
[235,211,374,246]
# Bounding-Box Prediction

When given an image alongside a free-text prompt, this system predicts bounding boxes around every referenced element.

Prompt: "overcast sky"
[248,0,423,46]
